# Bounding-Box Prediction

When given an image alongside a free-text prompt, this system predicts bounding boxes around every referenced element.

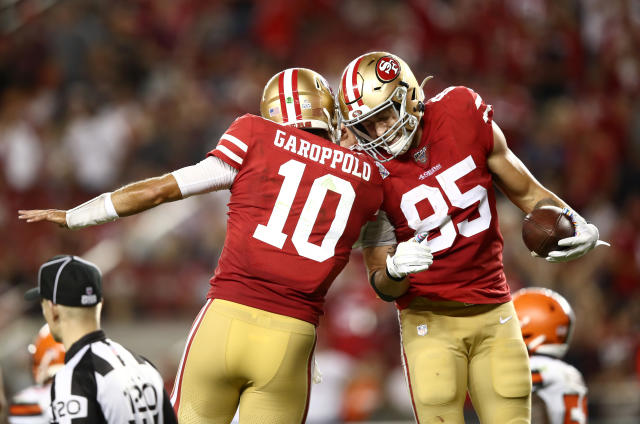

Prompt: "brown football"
[522,206,575,257]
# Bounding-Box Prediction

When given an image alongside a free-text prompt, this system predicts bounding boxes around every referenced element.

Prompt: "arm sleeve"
[358,210,397,248]
[171,156,238,197]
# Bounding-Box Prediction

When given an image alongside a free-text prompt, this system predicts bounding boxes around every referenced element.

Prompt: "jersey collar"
[65,330,107,363]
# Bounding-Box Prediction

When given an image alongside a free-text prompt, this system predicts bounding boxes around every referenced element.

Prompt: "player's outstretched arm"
[487,122,608,261]
[18,174,182,229]
[363,233,432,301]
[19,156,238,229]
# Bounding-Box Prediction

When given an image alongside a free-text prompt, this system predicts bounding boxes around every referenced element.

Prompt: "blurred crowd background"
[0,0,639,422]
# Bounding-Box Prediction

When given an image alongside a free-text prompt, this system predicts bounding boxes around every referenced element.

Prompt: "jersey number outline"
[399,155,491,253]
[253,159,356,262]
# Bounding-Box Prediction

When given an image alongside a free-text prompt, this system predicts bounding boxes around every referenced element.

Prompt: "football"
[522,206,575,257]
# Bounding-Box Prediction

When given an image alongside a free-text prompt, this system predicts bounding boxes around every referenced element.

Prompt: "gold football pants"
[171,299,317,424]
[400,299,531,424]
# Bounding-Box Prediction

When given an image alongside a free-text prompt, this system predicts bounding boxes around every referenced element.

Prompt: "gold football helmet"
[260,68,339,142]
[338,52,426,162]
[513,287,575,358]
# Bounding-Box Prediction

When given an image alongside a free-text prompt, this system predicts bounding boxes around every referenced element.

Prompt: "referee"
[24,255,178,424]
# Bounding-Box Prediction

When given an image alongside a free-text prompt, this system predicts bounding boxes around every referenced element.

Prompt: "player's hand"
[18,209,68,228]
[386,232,433,279]
[546,208,609,262]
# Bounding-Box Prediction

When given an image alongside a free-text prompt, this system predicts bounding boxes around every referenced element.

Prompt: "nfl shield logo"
[375,162,390,179]
[413,147,427,164]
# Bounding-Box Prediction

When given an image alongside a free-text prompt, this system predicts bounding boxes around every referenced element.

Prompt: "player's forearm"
[111,174,182,217]
[511,182,567,214]
[64,174,182,229]
[369,267,410,300]
[363,246,410,301]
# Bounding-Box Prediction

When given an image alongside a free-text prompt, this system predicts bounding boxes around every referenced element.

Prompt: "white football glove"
[386,232,433,279]
[546,208,610,262]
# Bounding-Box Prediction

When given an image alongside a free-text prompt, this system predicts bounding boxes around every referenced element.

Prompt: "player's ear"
[50,302,61,322]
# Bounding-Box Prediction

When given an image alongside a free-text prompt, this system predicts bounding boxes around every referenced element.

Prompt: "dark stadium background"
[0,0,638,422]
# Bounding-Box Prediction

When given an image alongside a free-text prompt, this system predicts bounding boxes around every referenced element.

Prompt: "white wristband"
[66,193,120,229]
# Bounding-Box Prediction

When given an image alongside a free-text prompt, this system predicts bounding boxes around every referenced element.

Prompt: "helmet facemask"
[339,52,425,161]
[344,85,418,162]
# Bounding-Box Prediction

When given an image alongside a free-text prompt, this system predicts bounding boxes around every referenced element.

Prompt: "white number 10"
[400,155,491,253]
[253,159,355,262]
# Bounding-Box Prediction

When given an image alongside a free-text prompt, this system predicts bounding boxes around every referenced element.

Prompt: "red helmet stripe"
[278,71,289,122]
[291,68,302,120]
[342,57,365,112]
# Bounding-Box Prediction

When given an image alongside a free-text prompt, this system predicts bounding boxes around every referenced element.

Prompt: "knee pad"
[412,348,458,406]
[490,339,531,398]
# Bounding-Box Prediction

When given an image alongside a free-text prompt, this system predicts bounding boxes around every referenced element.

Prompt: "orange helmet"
[513,287,575,358]
[28,324,65,385]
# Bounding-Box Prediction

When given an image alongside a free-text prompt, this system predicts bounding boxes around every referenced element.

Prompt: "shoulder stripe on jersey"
[474,92,482,109]
[220,134,248,152]
[9,403,43,416]
[216,145,243,165]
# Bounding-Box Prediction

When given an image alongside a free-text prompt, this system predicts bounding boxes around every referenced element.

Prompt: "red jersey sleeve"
[429,86,495,154]
[208,114,255,170]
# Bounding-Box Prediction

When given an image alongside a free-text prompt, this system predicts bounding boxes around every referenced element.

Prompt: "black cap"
[25,255,102,307]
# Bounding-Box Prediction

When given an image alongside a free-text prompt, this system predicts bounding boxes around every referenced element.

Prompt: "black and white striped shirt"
[48,330,177,424]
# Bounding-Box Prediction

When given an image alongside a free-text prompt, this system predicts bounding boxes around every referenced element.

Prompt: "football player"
[337,51,607,423]
[18,68,433,423]
[8,324,65,424]
[514,288,588,424]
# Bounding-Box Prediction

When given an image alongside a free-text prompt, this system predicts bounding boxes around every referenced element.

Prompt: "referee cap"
[25,255,102,307]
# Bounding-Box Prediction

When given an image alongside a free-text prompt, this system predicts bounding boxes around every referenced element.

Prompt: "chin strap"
[420,75,434,90]
[416,76,433,113]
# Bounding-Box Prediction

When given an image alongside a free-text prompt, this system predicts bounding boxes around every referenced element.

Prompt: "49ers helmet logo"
[375,56,400,82]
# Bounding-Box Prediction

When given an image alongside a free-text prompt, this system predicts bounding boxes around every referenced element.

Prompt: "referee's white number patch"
[52,395,88,420]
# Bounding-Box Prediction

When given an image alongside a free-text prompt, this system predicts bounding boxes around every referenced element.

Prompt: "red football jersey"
[208,114,383,325]
[379,86,510,307]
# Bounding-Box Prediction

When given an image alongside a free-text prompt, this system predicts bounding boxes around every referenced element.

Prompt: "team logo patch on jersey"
[375,162,390,179]
[375,56,401,83]
[413,147,427,163]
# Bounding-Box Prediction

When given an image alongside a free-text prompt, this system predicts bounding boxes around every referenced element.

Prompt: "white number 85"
[400,155,491,253]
